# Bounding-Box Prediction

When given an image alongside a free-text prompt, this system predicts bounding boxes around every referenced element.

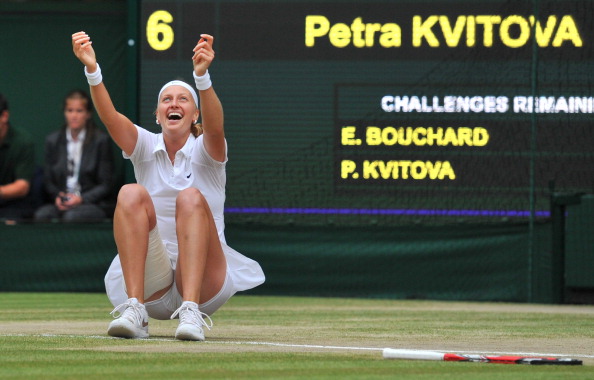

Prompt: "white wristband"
[193,70,212,91]
[84,64,103,86]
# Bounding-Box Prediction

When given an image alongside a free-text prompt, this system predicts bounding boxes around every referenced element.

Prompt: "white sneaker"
[170,301,213,341]
[107,298,149,339]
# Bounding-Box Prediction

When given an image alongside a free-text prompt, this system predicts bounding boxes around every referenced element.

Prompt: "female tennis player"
[71,31,264,341]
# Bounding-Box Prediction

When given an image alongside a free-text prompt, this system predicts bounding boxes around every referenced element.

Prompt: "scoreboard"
[139,0,594,226]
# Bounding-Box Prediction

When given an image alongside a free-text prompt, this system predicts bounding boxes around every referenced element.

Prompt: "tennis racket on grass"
[383,348,583,365]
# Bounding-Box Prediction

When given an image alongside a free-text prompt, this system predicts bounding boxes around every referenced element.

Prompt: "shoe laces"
[171,302,213,331]
[110,298,147,325]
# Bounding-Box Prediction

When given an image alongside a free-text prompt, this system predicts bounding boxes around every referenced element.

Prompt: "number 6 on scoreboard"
[147,10,174,51]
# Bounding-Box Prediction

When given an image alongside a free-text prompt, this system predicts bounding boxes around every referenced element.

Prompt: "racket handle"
[383,348,445,361]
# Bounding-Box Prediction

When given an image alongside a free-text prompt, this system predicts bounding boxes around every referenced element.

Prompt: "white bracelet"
[84,63,103,86]
[193,70,212,91]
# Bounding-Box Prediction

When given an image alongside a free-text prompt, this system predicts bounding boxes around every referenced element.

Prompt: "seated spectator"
[35,89,114,222]
[0,93,36,222]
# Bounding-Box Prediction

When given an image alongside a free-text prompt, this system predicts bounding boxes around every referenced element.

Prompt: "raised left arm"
[192,34,225,162]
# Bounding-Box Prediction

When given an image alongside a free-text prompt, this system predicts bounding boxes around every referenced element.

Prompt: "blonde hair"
[191,123,203,137]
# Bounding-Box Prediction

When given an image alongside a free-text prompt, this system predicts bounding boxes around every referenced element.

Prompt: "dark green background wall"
[0,221,557,303]
[0,0,131,181]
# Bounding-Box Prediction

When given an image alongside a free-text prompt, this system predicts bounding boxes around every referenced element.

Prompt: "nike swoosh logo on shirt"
[186,173,192,179]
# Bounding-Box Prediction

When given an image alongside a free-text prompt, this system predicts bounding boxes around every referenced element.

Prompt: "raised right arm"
[72,32,137,156]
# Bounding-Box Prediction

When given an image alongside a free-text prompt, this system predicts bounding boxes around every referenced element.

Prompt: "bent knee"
[116,184,151,209]
[176,188,208,212]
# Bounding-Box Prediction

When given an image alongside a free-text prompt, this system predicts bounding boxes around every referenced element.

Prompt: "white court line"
[2,333,593,359]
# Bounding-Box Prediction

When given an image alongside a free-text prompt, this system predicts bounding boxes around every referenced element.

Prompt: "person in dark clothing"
[0,93,36,222]
[35,89,114,222]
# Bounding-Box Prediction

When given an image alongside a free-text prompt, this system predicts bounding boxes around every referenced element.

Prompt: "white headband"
[158,80,199,108]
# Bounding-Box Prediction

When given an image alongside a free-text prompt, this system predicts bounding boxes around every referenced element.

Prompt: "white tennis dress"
[104,126,265,307]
